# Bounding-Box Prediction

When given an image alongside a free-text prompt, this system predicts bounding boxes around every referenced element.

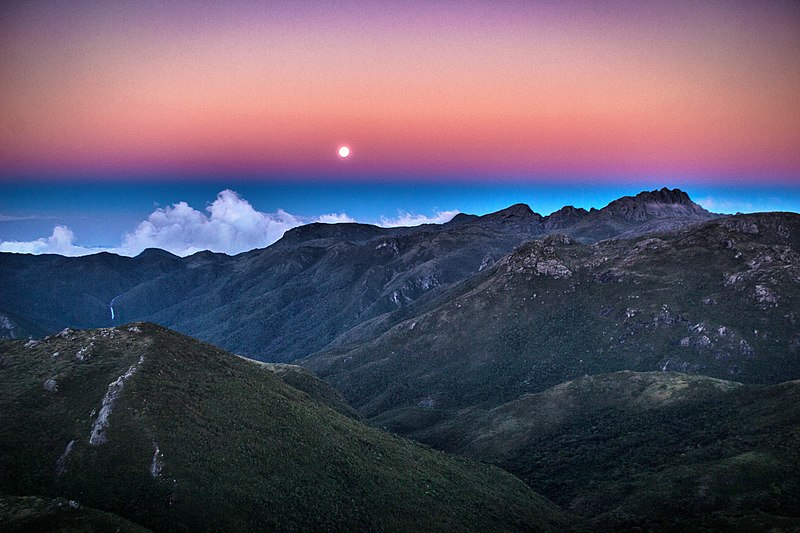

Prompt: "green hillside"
[0,323,571,532]
[373,371,800,530]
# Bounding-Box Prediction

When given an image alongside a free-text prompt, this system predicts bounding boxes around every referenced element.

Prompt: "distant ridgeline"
[0,187,719,361]
[3,188,800,530]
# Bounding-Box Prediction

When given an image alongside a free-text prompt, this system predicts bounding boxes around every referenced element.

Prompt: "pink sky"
[1,0,799,183]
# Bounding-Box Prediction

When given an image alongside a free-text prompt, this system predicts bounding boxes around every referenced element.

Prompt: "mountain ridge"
[303,211,800,417]
[2,196,798,530]
[0,188,719,362]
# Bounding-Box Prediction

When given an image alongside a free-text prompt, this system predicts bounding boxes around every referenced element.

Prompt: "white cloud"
[0,191,308,257]
[0,214,58,222]
[0,190,461,257]
[315,212,356,224]
[695,197,753,214]
[117,189,305,256]
[379,210,460,227]
[0,225,97,256]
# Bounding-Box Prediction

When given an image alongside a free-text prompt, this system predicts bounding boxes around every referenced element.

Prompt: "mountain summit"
[482,202,539,219]
[602,187,713,222]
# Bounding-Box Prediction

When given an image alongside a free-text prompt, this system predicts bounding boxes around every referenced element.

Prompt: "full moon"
[338,146,350,158]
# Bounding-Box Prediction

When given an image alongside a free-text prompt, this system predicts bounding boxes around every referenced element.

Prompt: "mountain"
[372,371,800,530]
[303,212,800,418]
[0,310,49,341]
[552,187,717,242]
[0,190,792,530]
[542,206,588,231]
[294,209,799,529]
[0,250,186,332]
[0,323,571,532]
[603,187,711,221]
[0,188,717,363]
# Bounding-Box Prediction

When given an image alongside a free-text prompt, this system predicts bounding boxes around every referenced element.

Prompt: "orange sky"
[1,0,799,182]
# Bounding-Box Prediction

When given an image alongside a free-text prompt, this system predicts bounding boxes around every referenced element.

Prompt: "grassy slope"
[0,323,571,532]
[372,372,800,531]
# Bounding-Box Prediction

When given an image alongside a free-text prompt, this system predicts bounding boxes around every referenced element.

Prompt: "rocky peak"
[498,203,535,215]
[445,213,480,226]
[602,188,713,222]
[543,205,589,230]
[479,203,543,222]
[134,248,181,261]
[635,187,692,205]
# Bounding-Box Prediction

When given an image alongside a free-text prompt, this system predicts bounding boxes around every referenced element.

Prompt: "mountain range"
[304,212,800,416]
[0,188,716,361]
[2,187,799,530]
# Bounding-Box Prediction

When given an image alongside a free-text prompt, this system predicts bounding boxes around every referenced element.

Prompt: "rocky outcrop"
[543,206,589,230]
[602,187,714,222]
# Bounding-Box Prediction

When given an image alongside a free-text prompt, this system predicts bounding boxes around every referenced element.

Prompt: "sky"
[1,0,799,255]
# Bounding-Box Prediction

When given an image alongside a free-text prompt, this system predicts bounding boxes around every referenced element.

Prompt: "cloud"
[0,214,58,222]
[0,225,97,256]
[695,197,753,214]
[0,190,460,257]
[315,212,356,224]
[0,191,309,257]
[379,210,460,227]
[117,189,305,256]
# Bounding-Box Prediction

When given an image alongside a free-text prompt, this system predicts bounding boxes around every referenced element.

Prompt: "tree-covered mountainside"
[304,213,800,418]
[296,211,800,530]
[0,189,716,362]
[371,371,800,530]
[6,189,797,531]
[0,323,571,532]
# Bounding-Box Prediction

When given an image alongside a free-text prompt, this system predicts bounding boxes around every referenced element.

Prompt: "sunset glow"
[2,1,799,252]
[0,0,798,184]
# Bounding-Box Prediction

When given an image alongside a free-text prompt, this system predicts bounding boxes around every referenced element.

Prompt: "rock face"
[0,323,571,532]
[88,355,143,446]
[0,188,718,361]
[0,314,15,338]
[561,187,718,242]
[543,206,589,230]
[505,237,575,279]
[603,187,712,221]
[0,311,47,340]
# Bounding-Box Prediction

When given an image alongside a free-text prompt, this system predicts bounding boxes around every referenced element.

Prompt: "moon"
[338,146,350,158]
